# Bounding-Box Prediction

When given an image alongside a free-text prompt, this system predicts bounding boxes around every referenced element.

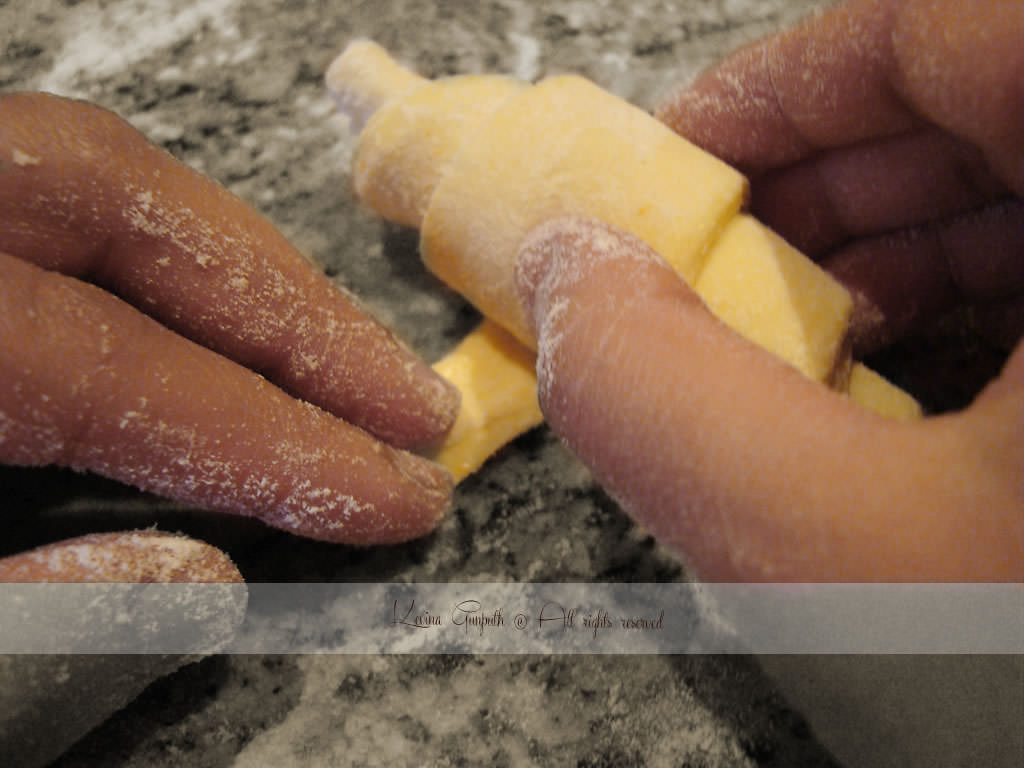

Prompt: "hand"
[514,0,1023,582]
[0,93,431,760]
[0,92,458,558]
[658,0,1024,356]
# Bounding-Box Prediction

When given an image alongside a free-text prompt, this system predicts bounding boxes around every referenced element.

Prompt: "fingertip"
[515,216,675,342]
[344,447,455,546]
[513,216,707,467]
[180,399,454,547]
[394,351,463,449]
[0,531,243,583]
[314,316,462,450]
[515,218,716,561]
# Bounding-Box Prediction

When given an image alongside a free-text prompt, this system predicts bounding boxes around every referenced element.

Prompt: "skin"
[657,0,1024,355]
[516,0,1023,582]
[0,92,458,553]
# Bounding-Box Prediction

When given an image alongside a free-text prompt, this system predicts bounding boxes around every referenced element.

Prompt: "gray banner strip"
[0,582,1020,654]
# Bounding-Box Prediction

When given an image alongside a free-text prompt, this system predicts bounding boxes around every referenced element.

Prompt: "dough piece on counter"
[429,320,543,482]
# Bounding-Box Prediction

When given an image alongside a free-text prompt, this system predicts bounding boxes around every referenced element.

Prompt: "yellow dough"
[327,40,921,478]
[428,320,544,483]
[845,363,923,422]
[696,214,853,385]
[330,42,747,349]
[422,74,748,346]
[354,75,526,228]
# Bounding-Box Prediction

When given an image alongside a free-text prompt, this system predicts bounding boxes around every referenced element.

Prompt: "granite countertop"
[2,0,848,765]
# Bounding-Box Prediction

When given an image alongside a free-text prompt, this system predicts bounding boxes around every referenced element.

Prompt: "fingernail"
[421,365,462,430]
[393,447,453,499]
[515,216,595,337]
[397,355,462,444]
[515,218,566,321]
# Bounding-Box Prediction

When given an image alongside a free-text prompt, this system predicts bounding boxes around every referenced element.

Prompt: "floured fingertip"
[253,438,453,546]
[515,217,677,404]
[515,216,669,336]
[0,531,243,583]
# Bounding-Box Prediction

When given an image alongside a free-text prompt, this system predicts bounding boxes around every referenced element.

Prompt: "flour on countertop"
[36,0,240,97]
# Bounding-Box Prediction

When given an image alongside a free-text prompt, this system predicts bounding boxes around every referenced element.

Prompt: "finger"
[656,0,916,172]
[0,92,457,449]
[515,218,1022,580]
[970,296,1024,352]
[0,253,451,545]
[749,128,1010,257]
[0,530,242,582]
[824,200,1024,355]
[0,531,245,768]
[891,0,1024,196]
[656,0,1024,194]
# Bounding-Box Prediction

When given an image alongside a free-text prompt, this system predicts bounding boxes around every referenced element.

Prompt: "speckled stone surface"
[1,0,852,765]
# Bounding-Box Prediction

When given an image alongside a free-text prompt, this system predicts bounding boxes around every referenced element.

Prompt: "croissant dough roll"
[328,40,853,378]
[422,73,748,347]
[327,41,920,478]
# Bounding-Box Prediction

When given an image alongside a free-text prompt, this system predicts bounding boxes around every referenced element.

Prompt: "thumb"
[514,218,1019,581]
